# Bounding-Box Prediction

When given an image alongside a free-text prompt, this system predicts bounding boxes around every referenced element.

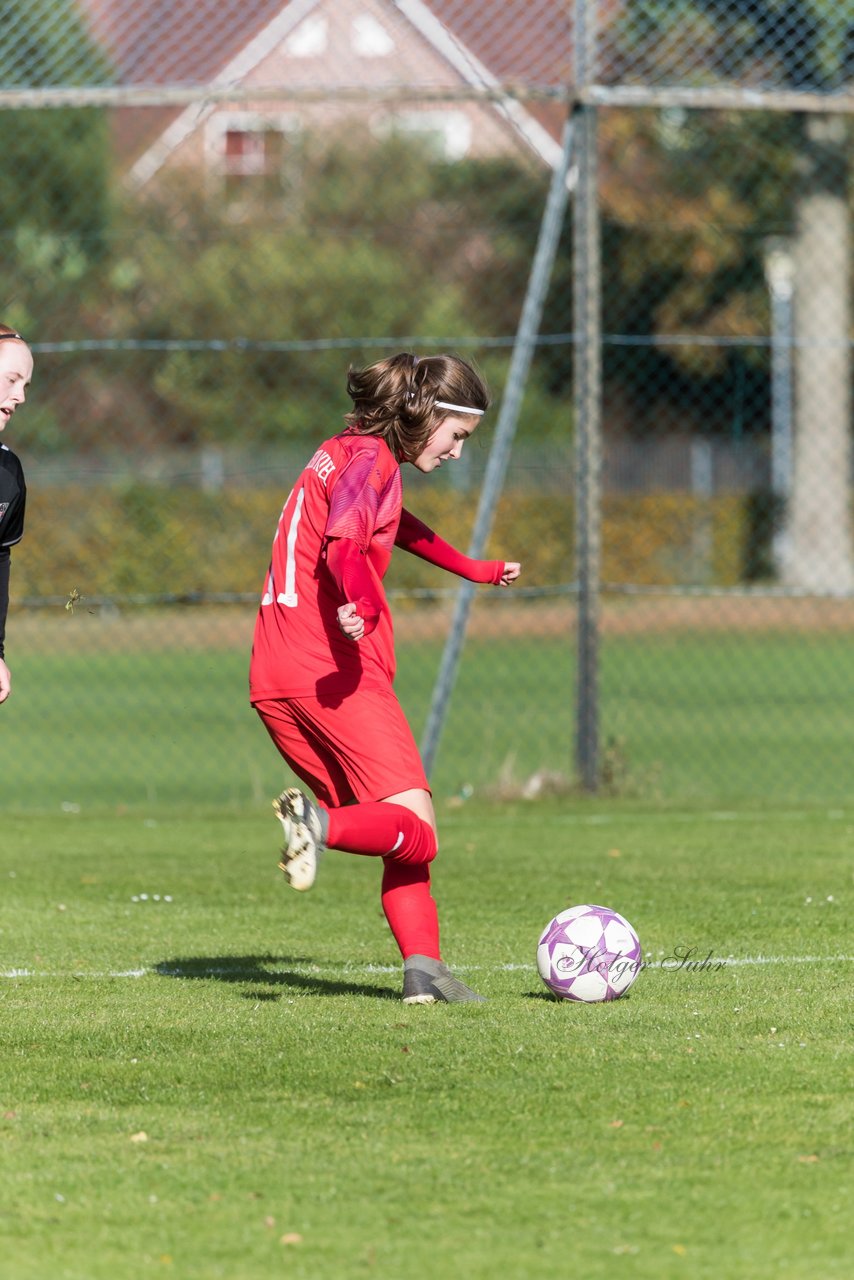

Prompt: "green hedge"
[15,484,750,600]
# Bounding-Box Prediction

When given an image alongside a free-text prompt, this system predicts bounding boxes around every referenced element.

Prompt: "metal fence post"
[420,115,577,778]
[573,0,602,793]
[764,237,795,575]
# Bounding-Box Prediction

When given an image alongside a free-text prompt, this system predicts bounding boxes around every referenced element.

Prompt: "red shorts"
[253,687,429,808]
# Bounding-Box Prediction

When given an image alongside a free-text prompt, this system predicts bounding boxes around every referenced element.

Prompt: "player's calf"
[326,802,437,864]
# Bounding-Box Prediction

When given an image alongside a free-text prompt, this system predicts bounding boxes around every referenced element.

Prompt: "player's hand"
[0,658,10,704]
[337,602,365,641]
[498,562,521,587]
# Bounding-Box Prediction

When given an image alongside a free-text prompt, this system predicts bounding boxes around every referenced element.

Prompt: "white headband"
[435,400,485,416]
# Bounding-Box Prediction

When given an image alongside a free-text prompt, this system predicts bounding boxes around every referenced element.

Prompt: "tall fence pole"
[420,113,576,778]
[764,237,794,576]
[573,0,602,792]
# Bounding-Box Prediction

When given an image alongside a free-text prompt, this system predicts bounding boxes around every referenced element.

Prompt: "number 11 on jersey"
[261,487,304,608]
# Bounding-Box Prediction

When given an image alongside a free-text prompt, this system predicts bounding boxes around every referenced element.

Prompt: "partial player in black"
[0,324,33,705]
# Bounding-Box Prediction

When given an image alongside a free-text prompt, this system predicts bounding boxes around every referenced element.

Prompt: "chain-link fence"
[2,1,853,812]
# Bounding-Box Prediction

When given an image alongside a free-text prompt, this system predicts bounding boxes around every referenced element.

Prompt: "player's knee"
[402,812,437,865]
[421,822,438,864]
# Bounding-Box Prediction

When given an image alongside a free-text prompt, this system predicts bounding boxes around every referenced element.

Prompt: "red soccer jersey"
[249,432,403,701]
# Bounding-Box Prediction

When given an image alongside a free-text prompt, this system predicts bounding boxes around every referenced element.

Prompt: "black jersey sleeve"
[0,443,26,549]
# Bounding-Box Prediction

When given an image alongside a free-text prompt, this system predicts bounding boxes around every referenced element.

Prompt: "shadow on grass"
[154,954,398,1000]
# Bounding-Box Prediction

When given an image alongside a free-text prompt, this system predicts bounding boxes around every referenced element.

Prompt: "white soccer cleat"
[272,788,325,891]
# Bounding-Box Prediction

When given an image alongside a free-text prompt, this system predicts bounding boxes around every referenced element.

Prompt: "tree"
[613,1,854,589]
[0,0,112,276]
[0,0,113,454]
[90,134,568,451]
[695,0,854,589]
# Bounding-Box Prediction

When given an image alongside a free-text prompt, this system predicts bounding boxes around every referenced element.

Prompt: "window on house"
[286,15,328,57]
[210,114,302,202]
[352,13,395,56]
[376,111,472,161]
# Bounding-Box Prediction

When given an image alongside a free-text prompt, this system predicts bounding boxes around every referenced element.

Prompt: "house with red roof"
[80,0,575,191]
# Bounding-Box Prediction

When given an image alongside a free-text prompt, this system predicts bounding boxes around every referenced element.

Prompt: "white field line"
[1,954,852,981]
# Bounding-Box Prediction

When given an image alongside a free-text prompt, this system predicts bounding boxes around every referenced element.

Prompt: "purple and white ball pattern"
[537,904,642,1002]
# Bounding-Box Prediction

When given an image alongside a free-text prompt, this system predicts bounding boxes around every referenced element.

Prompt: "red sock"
[326,802,437,866]
[381,860,441,960]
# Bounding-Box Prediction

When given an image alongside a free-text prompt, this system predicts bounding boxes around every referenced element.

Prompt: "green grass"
[1,802,851,1279]
[2,613,852,1275]
[3,623,854,811]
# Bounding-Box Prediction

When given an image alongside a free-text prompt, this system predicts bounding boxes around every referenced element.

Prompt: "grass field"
[3,604,854,810]
[1,801,851,1279]
[1,606,852,1277]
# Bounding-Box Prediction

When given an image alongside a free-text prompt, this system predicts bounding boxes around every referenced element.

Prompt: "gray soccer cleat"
[402,954,486,1004]
[272,788,327,891]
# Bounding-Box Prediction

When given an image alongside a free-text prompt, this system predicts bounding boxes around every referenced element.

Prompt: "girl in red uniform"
[250,352,520,1003]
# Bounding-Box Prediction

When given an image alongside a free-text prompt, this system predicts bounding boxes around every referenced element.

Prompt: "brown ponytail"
[344,352,490,461]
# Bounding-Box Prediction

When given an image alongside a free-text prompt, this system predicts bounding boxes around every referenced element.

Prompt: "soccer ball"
[537,904,642,1002]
